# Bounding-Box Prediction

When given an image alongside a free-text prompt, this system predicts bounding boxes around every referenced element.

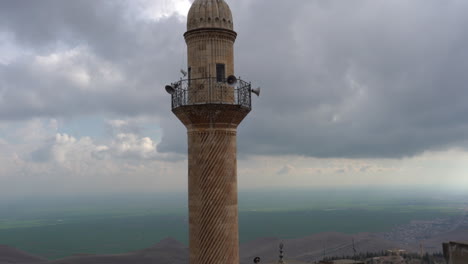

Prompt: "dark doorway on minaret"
[216,63,226,82]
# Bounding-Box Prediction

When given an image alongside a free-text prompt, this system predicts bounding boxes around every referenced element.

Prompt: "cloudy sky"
[1,0,468,198]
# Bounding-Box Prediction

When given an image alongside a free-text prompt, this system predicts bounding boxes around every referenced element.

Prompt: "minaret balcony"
[168,77,252,111]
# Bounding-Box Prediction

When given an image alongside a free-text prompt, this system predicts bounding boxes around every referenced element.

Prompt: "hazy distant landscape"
[2,0,468,263]
[1,188,467,260]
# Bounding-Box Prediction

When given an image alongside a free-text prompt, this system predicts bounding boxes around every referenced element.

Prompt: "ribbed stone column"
[188,128,239,264]
[173,104,250,264]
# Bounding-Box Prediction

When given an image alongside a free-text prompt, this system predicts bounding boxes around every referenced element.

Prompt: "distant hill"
[0,244,46,264]
[43,237,188,264]
[4,228,466,264]
[1,233,401,264]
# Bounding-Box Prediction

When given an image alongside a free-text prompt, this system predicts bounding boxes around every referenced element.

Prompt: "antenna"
[278,242,285,264]
[322,240,327,261]
[352,238,357,258]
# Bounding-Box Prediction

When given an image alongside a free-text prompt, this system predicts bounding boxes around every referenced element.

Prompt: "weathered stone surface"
[184,28,237,104]
[173,104,250,130]
[443,241,468,264]
[187,0,234,31]
[187,128,239,264]
[173,1,247,264]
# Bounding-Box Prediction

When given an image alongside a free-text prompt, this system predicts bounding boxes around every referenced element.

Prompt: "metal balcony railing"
[170,77,252,110]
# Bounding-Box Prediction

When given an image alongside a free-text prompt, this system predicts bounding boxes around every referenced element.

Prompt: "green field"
[0,189,466,259]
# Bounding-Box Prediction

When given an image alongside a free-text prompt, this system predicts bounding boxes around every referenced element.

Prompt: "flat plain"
[0,188,466,259]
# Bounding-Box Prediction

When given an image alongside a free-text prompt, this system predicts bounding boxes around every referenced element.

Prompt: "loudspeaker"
[251,87,261,97]
[227,75,238,86]
[165,85,176,94]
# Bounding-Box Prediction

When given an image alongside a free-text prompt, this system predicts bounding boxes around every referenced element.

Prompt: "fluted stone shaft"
[188,128,238,264]
[174,105,250,264]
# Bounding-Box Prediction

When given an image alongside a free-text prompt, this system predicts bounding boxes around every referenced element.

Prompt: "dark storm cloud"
[232,0,468,158]
[2,0,468,158]
[0,0,184,120]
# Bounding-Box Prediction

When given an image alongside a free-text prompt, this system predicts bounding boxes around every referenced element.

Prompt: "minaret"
[165,1,258,264]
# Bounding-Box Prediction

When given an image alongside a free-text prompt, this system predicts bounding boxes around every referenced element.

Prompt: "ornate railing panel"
[170,77,252,110]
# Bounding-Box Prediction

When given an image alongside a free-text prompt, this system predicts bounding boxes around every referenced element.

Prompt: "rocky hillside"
[0,244,46,264]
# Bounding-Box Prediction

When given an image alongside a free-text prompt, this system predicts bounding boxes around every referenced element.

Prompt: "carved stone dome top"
[187,0,234,31]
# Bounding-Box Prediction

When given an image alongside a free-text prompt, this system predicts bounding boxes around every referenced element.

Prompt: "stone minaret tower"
[166,1,257,264]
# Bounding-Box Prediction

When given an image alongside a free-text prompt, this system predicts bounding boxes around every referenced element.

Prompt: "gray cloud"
[0,0,184,120]
[276,165,294,176]
[1,0,468,159]
[231,0,468,158]
[106,119,142,135]
[159,0,468,158]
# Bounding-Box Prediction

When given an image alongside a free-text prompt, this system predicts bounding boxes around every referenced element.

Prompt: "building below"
[443,241,468,264]
[319,260,365,264]
[364,255,405,264]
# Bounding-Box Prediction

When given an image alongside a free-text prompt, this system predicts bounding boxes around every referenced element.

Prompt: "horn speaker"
[227,75,238,86]
[251,87,261,97]
[165,85,176,94]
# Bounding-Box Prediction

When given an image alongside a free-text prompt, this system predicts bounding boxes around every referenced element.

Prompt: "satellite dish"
[251,87,261,97]
[227,75,238,86]
[165,84,176,94]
